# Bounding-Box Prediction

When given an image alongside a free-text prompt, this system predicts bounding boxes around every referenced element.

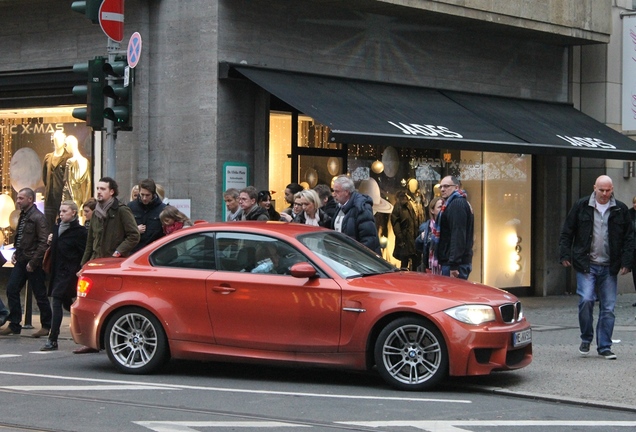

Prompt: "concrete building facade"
[1,0,635,296]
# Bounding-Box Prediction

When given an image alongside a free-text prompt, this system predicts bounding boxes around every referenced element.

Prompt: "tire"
[374,317,448,391]
[104,307,169,374]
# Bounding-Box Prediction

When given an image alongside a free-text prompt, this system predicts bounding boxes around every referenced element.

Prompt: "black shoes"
[599,350,617,360]
[578,341,590,356]
[40,340,58,351]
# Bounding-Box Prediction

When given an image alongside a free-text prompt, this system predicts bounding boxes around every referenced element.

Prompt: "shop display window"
[0,107,93,239]
[268,111,531,289]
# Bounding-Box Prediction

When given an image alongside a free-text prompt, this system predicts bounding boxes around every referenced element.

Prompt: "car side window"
[215,232,307,275]
[149,232,216,270]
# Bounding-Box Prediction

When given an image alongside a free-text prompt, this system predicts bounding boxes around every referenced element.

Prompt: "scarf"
[164,221,184,235]
[94,197,115,220]
[58,216,77,237]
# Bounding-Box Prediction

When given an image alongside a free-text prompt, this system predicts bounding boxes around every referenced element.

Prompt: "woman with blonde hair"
[41,200,87,351]
[160,205,193,235]
[293,189,331,227]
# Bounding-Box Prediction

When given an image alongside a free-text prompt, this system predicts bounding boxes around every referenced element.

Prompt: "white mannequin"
[52,130,66,156]
[62,135,91,223]
[65,136,89,178]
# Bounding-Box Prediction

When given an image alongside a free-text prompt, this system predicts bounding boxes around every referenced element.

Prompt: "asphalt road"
[1,291,636,432]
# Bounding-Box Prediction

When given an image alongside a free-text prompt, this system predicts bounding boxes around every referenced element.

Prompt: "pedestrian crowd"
[2,171,629,363]
[0,176,192,354]
[0,173,475,352]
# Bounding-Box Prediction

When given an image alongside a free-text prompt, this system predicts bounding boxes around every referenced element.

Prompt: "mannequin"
[42,130,71,230]
[62,135,91,224]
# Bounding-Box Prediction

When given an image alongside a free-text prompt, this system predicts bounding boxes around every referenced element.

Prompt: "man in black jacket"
[559,175,634,360]
[128,178,166,253]
[437,176,474,280]
[0,188,52,336]
[331,175,380,254]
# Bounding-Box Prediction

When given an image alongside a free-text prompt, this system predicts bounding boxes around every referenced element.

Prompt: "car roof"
[186,221,329,237]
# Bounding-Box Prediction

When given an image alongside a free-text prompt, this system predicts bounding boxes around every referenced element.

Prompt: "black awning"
[234,66,636,159]
[442,91,636,159]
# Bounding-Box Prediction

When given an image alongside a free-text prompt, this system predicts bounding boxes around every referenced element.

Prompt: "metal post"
[104,38,120,178]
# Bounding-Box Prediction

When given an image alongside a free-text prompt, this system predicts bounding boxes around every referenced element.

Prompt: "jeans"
[441,264,472,280]
[6,260,52,333]
[0,297,8,315]
[576,264,617,353]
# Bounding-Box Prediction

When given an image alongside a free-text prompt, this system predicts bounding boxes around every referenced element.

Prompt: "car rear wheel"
[374,317,448,391]
[105,308,169,374]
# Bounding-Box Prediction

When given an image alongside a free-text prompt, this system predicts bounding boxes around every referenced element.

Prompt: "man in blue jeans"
[559,175,634,360]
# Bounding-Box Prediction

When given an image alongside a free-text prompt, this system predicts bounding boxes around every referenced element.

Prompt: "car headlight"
[444,304,496,325]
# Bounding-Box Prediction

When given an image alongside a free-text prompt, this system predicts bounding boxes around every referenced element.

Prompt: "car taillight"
[77,276,93,297]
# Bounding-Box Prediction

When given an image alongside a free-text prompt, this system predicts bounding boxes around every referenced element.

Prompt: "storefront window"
[268,111,531,289]
[0,107,93,235]
[269,111,293,213]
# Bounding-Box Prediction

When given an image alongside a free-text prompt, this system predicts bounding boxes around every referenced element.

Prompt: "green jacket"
[81,200,140,265]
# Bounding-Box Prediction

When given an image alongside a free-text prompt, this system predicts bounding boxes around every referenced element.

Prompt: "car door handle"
[212,285,236,294]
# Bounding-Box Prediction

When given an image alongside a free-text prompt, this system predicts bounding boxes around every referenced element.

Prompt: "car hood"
[345,271,519,306]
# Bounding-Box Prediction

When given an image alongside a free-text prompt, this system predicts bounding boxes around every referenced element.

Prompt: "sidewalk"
[6,293,636,411]
[458,292,636,411]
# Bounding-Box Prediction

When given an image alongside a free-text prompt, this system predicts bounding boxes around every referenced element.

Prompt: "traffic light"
[72,57,105,129]
[71,0,103,24]
[103,57,133,131]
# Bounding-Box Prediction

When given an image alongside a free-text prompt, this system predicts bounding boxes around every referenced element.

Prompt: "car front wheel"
[374,317,448,391]
[105,308,169,374]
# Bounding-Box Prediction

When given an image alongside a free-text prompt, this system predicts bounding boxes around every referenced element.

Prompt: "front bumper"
[434,312,533,376]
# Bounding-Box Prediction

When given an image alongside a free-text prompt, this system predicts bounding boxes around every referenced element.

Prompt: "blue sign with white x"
[127,32,142,68]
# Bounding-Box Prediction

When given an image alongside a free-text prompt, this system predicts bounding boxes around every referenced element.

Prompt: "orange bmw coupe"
[71,222,532,391]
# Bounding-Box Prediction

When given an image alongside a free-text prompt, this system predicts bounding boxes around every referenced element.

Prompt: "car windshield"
[297,231,397,278]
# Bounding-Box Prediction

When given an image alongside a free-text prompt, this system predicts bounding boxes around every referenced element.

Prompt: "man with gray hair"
[223,188,242,221]
[0,188,52,337]
[330,175,380,253]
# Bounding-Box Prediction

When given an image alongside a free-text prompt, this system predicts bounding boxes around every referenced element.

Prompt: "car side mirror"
[289,262,317,279]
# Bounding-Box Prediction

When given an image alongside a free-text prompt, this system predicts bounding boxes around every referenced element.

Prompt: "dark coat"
[266,206,281,221]
[14,205,49,269]
[128,195,166,252]
[415,220,434,269]
[630,207,636,266]
[437,194,474,269]
[331,192,380,253]
[48,218,87,301]
[559,195,634,275]
[294,208,332,227]
[242,205,269,221]
[391,201,417,260]
[322,196,338,219]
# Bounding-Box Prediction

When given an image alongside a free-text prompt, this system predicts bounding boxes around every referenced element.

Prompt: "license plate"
[512,328,532,347]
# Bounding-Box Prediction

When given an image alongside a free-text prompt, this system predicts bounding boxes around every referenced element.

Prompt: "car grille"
[499,301,522,323]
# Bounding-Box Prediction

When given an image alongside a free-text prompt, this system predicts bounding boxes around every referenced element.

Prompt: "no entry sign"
[99,0,124,43]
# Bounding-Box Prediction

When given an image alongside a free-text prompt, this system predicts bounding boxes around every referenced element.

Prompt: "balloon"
[0,194,15,228]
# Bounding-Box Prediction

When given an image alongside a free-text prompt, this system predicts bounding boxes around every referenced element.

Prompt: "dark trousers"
[6,260,52,333]
[49,296,67,341]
